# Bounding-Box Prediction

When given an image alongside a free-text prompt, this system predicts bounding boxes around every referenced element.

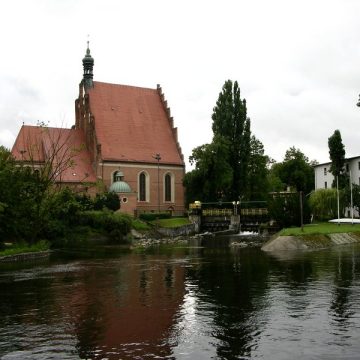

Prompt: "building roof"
[12,125,97,183]
[109,180,132,193]
[313,155,360,168]
[86,81,184,166]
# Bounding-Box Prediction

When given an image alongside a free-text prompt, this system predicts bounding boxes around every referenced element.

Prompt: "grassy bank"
[149,217,190,228]
[279,222,360,236]
[0,240,50,257]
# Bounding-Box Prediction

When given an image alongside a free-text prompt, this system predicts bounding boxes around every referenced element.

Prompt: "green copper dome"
[109,180,131,193]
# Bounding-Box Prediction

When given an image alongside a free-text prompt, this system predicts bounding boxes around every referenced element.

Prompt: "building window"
[358,161,360,170]
[325,181,327,189]
[324,167,327,176]
[165,174,171,202]
[346,163,349,172]
[139,172,146,201]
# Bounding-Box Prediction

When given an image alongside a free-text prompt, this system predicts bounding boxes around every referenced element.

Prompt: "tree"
[270,147,314,194]
[246,135,269,200]
[212,80,251,200]
[184,136,233,203]
[343,182,360,216]
[309,188,344,221]
[328,129,346,188]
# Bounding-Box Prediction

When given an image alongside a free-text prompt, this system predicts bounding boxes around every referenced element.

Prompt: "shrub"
[93,192,120,211]
[139,212,172,221]
[77,210,131,243]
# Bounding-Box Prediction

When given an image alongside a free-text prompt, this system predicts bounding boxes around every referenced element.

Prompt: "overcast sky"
[1,0,360,168]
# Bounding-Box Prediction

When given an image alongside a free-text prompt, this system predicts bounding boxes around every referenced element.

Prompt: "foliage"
[0,144,128,245]
[343,183,360,215]
[328,129,346,188]
[139,212,172,221]
[268,191,311,228]
[309,188,344,221]
[185,80,259,203]
[269,147,314,194]
[185,136,233,203]
[78,210,132,243]
[211,80,251,200]
[246,135,269,200]
[0,240,49,257]
[93,192,120,211]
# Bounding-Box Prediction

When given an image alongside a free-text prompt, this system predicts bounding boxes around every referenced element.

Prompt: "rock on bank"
[262,233,360,252]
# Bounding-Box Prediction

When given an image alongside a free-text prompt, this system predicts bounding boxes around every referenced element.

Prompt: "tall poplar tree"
[328,129,346,188]
[211,80,251,200]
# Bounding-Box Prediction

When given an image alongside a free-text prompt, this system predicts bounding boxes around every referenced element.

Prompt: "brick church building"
[12,44,186,215]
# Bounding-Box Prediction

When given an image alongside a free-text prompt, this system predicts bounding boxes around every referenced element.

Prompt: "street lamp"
[153,153,161,212]
[232,200,240,215]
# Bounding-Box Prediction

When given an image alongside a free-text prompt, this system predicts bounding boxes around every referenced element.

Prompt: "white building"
[314,156,360,218]
[314,156,360,190]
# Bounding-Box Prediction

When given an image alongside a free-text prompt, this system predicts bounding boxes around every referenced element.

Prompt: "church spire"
[82,41,94,88]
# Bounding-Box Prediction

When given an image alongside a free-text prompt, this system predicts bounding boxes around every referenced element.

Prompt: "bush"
[77,210,132,243]
[93,192,120,211]
[139,212,172,221]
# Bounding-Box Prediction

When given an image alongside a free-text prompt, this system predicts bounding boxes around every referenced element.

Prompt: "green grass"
[279,222,360,236]
[131,218,151,231]
[150,217,191,228]
[0,240,50,257]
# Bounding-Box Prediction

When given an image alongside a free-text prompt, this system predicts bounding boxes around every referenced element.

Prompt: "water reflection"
[1,245,360,359]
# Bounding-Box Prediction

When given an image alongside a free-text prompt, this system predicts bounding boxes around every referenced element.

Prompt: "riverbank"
[262,231,360,252]
[0,250,52,263]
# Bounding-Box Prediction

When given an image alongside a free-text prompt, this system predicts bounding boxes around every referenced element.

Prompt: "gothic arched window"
[165,174,172,202]
[139,172,147,201]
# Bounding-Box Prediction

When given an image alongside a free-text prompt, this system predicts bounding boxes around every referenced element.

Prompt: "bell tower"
[82,41,94,88]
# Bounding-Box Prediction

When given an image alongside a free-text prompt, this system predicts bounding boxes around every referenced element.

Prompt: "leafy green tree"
[328,129,346,188]
[212,80,251,200]
[309,188,344,221]
[271,147,314,194]
[184,136,233,203]
[0,146,45,243]
[246,135,269,200]
[93,191,121,211]
[185,80,253,203]
[268,192,303,228]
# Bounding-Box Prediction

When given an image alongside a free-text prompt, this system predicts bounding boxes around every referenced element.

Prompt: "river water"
[1,240,360,360]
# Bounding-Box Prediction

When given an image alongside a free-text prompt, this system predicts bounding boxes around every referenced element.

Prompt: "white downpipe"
[337,175,340,225]
[350,169,354,224]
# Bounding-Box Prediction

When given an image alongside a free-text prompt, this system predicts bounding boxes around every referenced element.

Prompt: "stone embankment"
[262,232,360,252]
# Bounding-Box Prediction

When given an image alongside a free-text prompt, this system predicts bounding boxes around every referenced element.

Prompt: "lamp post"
[153,153,161,212]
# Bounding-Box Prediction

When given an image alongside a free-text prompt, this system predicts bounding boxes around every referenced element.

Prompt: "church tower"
[82,41,94,88]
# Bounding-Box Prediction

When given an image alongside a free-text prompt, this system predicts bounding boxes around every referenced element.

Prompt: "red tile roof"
[87,82,184,165]
[12,125,97,183]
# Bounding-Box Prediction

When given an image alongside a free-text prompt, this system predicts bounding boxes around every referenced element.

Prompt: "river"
[1,239,360,359]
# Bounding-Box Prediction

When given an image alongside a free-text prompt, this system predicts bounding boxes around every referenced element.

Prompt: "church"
[11,44,186,216]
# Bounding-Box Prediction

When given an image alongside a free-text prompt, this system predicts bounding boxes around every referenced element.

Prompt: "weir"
[189,201,270,234]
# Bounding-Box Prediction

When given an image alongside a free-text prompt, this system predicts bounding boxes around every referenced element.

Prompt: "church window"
[164,173,174,202]
[139,172,147,201]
